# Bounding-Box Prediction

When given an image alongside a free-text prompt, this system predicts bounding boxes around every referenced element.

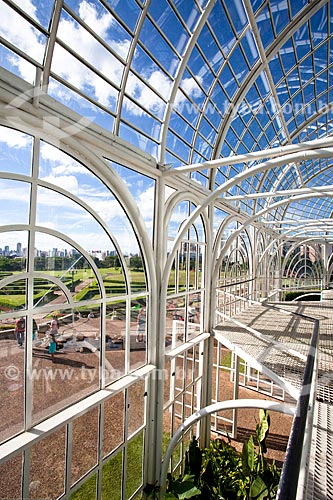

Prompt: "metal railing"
[160,298,320,500]
[159,399,295,499]
[276,318,319,500]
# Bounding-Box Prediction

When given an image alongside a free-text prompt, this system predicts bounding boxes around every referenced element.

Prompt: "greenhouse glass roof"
[1,0,333,239]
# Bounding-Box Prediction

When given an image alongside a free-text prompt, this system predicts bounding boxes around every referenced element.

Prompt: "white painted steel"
[159,399,295,497]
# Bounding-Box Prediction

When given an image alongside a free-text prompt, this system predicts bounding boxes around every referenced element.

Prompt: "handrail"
[159,399,295,499]
[217,295,320,499]
[216,276,255,288]
[276,318,319,500]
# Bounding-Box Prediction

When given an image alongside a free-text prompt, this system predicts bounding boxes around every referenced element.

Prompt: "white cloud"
[0,184,29,201]
[0,0,45,82]
[174,75,204,111]
[137,185,154,219]
[0,126,30,148]
[125,70,171,117]
[79,0,113,36]
[53,2,126,107]
[41,174,79,193]
[10,0,38,20]
[40,143,90,178]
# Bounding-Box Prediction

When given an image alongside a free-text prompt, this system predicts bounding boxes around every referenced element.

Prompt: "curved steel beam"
[159,398,295,496]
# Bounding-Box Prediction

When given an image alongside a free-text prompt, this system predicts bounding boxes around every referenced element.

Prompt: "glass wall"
[0,125,151,499]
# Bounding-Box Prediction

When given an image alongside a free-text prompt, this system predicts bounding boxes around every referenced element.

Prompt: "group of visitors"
[14,315,59,361]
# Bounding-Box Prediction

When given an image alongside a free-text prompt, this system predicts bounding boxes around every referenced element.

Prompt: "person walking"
[48,316,59,361]
[15,316,25,348]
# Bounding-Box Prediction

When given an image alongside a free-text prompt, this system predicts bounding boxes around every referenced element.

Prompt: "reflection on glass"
[0,315,25,443]
[29,427,66,500]
[71,407,99,485]
[130,300,147,371]
[105,301,126,384]
[32,308,100,425]
[33,278,67,307]
[34,233,100,301]
[103,392,124,457]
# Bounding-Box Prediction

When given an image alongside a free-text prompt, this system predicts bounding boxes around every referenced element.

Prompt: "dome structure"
[0,1,332,499]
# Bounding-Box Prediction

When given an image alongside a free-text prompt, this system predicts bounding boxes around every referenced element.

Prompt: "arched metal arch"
[256,222,330,272]
[159,0,216,166]
[0,172,133,293]
[211,0,327,168]
[161,148,333,310]
[0,118,157,306]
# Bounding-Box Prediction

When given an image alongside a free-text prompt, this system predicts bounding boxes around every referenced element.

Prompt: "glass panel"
[102,451,122,500]
[170,310,185,348]
[0,453,22,499]
[0,126,33,175]
[188,292,201,331]
[0,43,36,83]
[129,252,147,293]
[52,43,118,111]
[0,276,27,312]
[71,473,97,500]
[48,77,115,133]
[0,2,46,64]
[0,313,25,443]
[11,0,54,29]
[29,426,66,500]
[110,161,156,246]
[165,297,176,347]
[127,381,145,437]
[36,186,112,259]
[32,308,100,425]
[0,179,30,225]
[71,407,99,485]
[130,300,146,372]
[97,251,126,298]
[167,251,176,295]
[139,18,180,77]
[34,233,101,301]
[126,431,144,499]
[33,277,68,307]
[105,300,126,384]
[103,392,125,457]
[57,9,124,87]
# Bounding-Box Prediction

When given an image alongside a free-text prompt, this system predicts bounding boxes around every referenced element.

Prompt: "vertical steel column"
[232,355,240,439]
[145,171,166,490]
[199,202,214,449]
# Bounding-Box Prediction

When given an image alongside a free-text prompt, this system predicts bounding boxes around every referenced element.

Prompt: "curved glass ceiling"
[1,0,333,236]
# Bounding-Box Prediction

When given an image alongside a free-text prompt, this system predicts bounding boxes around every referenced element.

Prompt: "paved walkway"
[213,299,333,500]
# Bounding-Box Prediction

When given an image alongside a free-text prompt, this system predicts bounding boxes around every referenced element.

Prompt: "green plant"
[164,411,281,500]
